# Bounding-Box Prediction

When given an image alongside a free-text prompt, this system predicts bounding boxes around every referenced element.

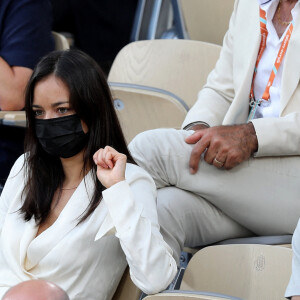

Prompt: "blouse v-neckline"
[22,172,94,271]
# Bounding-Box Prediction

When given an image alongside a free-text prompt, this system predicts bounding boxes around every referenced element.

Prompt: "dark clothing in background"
[0,0,54,68]
[0,0,54,186]
[51,0,138,74]
[0,127,26,187]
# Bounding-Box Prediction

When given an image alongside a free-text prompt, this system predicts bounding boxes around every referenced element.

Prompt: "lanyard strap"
[249,7,294,101]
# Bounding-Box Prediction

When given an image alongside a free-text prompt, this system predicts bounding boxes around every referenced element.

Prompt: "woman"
[0,50,177,299]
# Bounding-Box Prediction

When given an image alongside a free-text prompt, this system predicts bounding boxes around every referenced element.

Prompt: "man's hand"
[185,123,258,173]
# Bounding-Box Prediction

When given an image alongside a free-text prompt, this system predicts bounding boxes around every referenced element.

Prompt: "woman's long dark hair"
[21,49,135,224]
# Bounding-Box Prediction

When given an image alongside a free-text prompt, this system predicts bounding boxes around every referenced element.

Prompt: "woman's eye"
[33,110,43,117]
[57,107,69,114]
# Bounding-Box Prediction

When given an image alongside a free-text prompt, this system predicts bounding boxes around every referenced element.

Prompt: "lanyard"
[248,7,294,121]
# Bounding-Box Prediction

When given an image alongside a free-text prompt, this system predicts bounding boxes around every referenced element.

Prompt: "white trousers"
[129,129,300,263]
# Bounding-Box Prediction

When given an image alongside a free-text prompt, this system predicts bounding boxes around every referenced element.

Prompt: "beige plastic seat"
[145,293,239,300]
[52,31,70,50]
[0,111,24,119]
[0,111,26,127]
[178,0,235,45]
[110,84,188,143]
[108,39,221,109]
[144,244,292,300]
[112,267,141,300]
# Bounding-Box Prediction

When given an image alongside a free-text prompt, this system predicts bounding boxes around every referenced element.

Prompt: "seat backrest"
[108,40,221,109]
[144,291,240,300]
[110,84,188,143]
[52,31,70,50]
[1,111,26,127]
[112,267,141,300]
[131,0,179,40]
[180,244,292,300]
[179,0,235,45]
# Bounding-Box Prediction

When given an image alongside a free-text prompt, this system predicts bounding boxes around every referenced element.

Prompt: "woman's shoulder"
[1,154,26,206]
[8,154,26,179]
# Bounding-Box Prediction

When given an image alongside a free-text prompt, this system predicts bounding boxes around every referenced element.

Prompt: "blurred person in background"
[51,0,138,74]
[0,0,54,191]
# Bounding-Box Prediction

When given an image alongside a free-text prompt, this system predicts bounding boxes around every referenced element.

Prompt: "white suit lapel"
[280,15,300,114]
[224,1,261,124]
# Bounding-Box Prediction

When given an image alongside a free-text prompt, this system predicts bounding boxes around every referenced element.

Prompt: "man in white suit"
[129,0,300,270]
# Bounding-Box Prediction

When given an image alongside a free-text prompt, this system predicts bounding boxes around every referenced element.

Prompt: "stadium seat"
[144,244,292,300]
[108,39,221,109]
[178,0,235,45]
[112,267,141,300]
[52,31,70,50]
[130,0,186,40]
[110,83,188,143]
[144,291,241,300]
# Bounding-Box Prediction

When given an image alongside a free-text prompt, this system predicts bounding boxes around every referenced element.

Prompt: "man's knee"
[129,128,190,155]
[157,187,194,221]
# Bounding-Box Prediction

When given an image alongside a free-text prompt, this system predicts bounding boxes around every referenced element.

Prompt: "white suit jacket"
[0,155,177,300]
[182,0,300,157]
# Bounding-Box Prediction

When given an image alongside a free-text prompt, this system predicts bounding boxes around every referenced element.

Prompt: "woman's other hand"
[93,146,127,188]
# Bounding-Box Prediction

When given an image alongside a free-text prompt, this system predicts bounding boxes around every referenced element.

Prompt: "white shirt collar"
[257,0,273,5]
[257,0,299,4]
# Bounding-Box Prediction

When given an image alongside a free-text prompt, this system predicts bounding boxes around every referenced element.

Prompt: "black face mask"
[35,114,88,158]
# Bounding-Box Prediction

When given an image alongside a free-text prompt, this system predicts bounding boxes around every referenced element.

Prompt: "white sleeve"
[251,112,300,157]
[285,219,300,299]
[102,165,177,295]
[0,155,25,232]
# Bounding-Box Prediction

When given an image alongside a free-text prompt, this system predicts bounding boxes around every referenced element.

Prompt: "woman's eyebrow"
[31,101,69,108]
[51,101,69,108]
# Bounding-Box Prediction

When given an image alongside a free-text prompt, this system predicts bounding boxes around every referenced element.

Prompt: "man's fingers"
[185,130,204,144]
[189,139,209,174]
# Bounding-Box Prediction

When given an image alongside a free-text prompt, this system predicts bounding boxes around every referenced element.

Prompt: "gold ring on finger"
[213,157,225,167]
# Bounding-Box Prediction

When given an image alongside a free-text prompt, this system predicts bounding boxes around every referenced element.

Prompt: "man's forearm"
[0,57,32,110]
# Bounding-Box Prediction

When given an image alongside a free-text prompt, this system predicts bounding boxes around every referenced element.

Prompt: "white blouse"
[0,155,177,300]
